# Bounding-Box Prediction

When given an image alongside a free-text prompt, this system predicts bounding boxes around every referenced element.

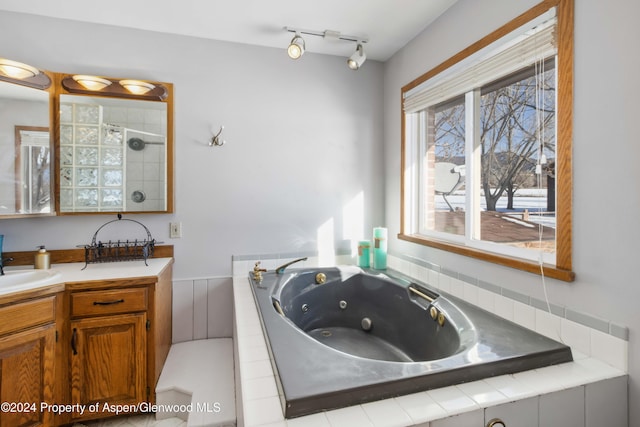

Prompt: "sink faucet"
[275,257,308,274]
[0,234,10,276]
[0,257,13,276]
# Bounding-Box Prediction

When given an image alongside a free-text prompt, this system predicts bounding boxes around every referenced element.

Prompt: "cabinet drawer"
[71,288,147,317]
[0,296,56,335]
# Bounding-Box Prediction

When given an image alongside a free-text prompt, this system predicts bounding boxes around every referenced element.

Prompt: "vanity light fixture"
[347,44,366,70]
[0,58,40,79]
[120,79,156,95]
[62,75,168,101]
[72,75,112,91]
[287,33,306,59]
[283,27,368,69]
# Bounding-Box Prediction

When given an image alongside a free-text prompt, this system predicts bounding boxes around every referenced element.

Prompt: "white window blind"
[404,10,557,113]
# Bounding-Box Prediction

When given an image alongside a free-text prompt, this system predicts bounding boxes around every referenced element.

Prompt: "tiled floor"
[73,414,186,427]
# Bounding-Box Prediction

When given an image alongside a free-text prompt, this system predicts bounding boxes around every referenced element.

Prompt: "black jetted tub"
[249,266,572,418]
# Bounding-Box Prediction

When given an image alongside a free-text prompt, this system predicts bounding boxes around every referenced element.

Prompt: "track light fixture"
[287,33,306,59]
[347,44,366,70]
[284,27,368,69]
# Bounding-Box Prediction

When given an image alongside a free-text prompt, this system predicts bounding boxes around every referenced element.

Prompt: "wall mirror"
[0,63,53,218]
[56,75,173,214]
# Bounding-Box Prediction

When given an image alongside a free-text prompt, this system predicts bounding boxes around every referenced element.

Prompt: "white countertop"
[0,258,173,296]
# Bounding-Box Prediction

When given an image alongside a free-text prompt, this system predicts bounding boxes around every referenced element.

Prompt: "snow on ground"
[437,188,556,228]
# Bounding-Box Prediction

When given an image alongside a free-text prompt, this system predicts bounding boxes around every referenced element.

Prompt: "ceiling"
[0,0,458,62]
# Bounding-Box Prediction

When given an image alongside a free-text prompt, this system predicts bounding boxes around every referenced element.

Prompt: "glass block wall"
[59,100,166,212]
[60,102,125,211]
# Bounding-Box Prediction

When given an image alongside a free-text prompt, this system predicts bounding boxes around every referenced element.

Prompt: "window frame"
[399,0,575,282]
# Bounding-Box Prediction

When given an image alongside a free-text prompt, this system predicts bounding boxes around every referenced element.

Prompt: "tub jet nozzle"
[361,317,372,331]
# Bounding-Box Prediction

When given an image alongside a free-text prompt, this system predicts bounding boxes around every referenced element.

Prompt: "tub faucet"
[275,257,308,274]
[252,262,267,282]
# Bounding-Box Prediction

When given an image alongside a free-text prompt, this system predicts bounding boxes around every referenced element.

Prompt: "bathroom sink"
[0,269,62,294]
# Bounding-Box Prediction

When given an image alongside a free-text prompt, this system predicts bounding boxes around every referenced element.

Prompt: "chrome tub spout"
[275,257,308,274]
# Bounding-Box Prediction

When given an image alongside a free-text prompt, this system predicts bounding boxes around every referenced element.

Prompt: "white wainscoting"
[172,277,234,343]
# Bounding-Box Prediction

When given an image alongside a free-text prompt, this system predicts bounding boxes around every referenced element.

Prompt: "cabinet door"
[0,324,56,427]
[70,313,146,420]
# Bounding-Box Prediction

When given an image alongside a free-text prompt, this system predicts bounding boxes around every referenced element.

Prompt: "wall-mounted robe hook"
[209,126,226,147]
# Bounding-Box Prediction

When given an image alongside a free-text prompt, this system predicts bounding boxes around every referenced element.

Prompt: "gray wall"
[383,0,640,425]
[0,11,385,280]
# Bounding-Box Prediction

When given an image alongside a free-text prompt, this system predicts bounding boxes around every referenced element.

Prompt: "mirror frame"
[54,73,174,215]
[0,68,55,218]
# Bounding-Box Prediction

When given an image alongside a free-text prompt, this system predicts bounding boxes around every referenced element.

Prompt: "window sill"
[398,233,575,282]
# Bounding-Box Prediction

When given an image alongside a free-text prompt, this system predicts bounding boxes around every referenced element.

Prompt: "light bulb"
[0,58,39,79]
[288,35,305,59]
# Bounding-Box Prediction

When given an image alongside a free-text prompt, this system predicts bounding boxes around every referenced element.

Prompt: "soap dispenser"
[35,246,51,270]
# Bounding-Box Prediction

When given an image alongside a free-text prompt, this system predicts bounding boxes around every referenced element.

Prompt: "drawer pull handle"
[93,299,125,306]
[71,328,78,355]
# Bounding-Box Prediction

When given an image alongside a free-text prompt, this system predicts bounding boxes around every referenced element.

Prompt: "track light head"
[287,34,306,59]
[347,44,366,70]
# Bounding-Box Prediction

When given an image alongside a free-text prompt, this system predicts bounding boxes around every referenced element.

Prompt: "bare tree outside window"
[430,63,556,250]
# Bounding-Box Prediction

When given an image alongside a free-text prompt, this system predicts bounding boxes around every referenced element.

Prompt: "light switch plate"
[170,222,182,238]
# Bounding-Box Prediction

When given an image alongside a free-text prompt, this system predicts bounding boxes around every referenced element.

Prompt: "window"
[400,0,574,281]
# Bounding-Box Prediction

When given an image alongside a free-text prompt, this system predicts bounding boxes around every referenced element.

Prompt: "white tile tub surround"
[232,256,628,427]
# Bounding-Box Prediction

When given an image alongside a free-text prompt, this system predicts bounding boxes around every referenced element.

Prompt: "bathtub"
[249,266,573,418]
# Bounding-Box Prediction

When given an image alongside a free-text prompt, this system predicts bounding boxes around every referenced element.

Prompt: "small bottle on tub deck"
[372,227,387,270]
[357,240,370,268]
[34,246,51,270]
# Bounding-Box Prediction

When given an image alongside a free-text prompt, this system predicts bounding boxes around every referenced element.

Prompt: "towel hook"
[210,126,226,147]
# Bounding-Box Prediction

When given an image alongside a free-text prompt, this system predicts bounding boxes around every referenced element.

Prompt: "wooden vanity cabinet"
[0,287,64,427]
[65,263,172,423]
[69,288,148,421]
